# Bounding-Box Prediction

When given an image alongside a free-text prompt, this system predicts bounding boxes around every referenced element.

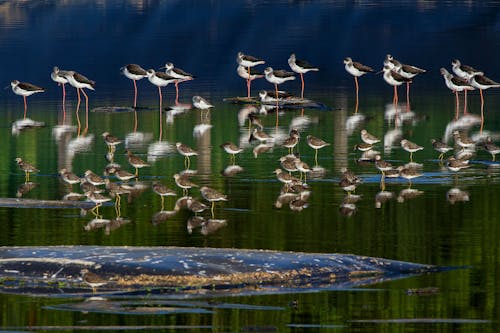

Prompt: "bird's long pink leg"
[275,84,279,127]
[247,79,251,98]
[133,79,138,108]
[480,89,485,134]
[463,90,468,115]
[354,76,359,106]
[455,91,459,120]
[76,88,82,136]
[175,81,179,104]
[23,96,27,119]
[300,73,305,99]
[406,82,410,112]
[62,83,67,122]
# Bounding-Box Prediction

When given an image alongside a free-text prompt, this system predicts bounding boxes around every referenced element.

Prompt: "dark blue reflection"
[0,1,498,101]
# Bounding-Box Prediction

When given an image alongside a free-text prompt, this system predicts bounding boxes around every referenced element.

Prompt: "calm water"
[1,1,500,332]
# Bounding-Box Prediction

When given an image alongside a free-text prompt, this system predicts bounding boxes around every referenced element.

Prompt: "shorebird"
[307,135,330,166]
[451,59,483,80]
[51,66,70,115]
[176,142,198,169]
[192,95,213,110]
[85,191,111,218]
[80,269,108,294]
[160,62,194,103]
[452,130,475,150]
[469,73,500,109]
[264,67,295,108]
[374,155,393,176]
[173,173,198,196]
[446,157,470,172]
[398,165,422,187]
[294,159,311,184]
[440,67,474,116]
[249,128,273,143]
[126,150,150,177]
[152,181,177,211]
[10,80,45,119]
[344,57,374,110]
[104,178,130,211]
[382,64,412,106]
[431,139,453,161]
[237,65,264,98]
[200,186,228,218]
[146,69,176,107]
[480,137,500,161]
[385,55,426,106]
[280,155,299,174]
[59,168,81,186]
[120,64,148,108]
[84,170,105,186]
[111,168,136,182]
[339,167,362,194]
[258,90,291,104]
[220,142,243,164]
[102,132,122,152]
[186,197,208,215]
[400,139,423,162]
[282,131,300,154]
[63,71,95,109]
[288,53,319,99]
[15,157,39,182]
[360,129,380,145]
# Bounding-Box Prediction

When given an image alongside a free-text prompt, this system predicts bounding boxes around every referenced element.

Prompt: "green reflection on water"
[0,90,499,331]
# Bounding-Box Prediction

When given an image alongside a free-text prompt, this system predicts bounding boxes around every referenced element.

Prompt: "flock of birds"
[8,51,500,292]
[9,51,500,233]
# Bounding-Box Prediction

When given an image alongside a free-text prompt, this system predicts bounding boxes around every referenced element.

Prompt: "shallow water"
[0,1,500,332]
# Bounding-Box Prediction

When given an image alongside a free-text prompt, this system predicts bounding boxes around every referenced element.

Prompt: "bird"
[80,269,108,294]
[258,90,291,104]
[51,66,70,113]
[385,54,426,107]
[146,69,176,107]
[120,64,148,108]
[274,168,300,186]
[360,129,380,145]
[282,131,300,154]
[446,157,470,172]
[84,170,105,186]
[451,59,483,80]
[294,159,311,184]
[339,167,362,194]
[249,128,273,143]
[10,80,45,119]
[374,155,393,176]
[248,113,264,130]
[264,67,295,108]
[307,135,330,166]
[343,57,374,109]
[400,139,423,162]
[176,142,198,169]
[280,155,299,174]
[382,64,412,106]
[104,178,130,211]
[186,197,208,215]
[102,132,122,152]
[480,137,500,161]
[440,67,474,116]
[237,52,266,98]
[469,73,500,109]
[62,70,95,109]
[192,96,213,119]
[160,62,194,103]
[397,165,422,187]
[220,142,243,164]
[85,191,112,218]
[15,157,39,182]
[237,65,264,98]
[431,139,453,161]
[126,150,150,177]
[200,186,228,218]
[59,168,81,186]
[288,53,319,99]
[173,173,198,196]
[452,130,475,150]
[152,181,177,211]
